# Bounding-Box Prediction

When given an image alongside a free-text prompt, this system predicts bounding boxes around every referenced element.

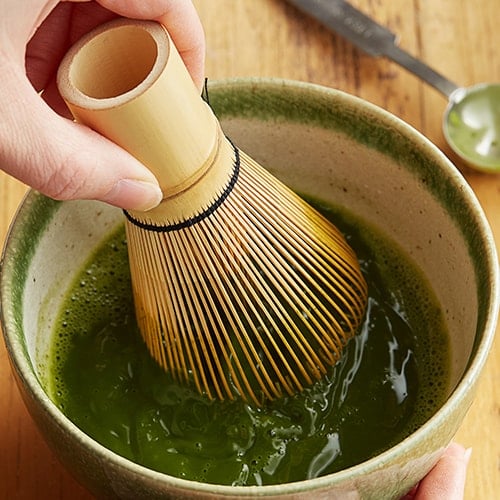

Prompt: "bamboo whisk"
[57,19,368,406]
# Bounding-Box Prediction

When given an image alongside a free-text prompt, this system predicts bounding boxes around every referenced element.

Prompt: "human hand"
[402,443,471,499]
[0,0,205,210]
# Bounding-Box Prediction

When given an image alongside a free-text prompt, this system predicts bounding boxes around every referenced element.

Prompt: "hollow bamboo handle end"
[57,19,220,202]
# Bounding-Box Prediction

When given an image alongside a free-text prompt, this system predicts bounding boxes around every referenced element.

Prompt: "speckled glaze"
[1,79,498,499]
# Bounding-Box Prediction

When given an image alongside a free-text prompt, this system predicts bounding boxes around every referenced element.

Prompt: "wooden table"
[1,1,498,498]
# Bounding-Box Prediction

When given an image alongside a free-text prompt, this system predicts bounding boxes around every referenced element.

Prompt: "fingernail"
[106,179,163,211]
[464,447,472,465]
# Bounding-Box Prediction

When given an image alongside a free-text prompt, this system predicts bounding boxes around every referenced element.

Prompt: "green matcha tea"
[47,203,450,486]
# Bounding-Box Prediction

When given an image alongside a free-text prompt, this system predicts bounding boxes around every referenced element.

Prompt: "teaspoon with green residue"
[288,0,500,172]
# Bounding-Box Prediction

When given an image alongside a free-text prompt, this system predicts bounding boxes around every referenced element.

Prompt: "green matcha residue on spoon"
[288,0,500,172]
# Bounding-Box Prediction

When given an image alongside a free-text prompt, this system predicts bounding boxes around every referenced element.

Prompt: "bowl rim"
[1,77,499,496]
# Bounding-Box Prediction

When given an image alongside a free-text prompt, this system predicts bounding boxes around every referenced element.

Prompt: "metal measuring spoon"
[288,0,500,172]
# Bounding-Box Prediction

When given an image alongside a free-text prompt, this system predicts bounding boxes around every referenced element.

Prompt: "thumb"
[1,68,163,211]
[413,443,471,500]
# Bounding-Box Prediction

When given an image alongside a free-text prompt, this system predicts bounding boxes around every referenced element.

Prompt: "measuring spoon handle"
[288,0,459,98]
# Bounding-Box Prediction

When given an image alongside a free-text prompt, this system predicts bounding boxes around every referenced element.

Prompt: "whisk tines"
[127,144,367,406]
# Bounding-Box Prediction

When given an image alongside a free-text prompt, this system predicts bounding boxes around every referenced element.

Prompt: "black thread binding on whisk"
[123,142,240,233]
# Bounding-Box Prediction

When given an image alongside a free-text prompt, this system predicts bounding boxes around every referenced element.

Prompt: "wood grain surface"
[1,1,498,498]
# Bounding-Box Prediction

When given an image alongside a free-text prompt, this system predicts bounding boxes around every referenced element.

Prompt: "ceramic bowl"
[1,78,498,499]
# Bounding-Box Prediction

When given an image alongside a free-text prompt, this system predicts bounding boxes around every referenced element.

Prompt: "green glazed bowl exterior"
[1,78,499,499]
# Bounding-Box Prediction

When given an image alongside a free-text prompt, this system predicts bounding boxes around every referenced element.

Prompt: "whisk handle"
[57,19,220,202]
